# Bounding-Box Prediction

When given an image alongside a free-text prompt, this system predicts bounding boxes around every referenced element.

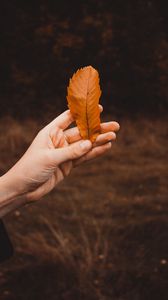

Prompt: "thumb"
[51,140,92,165]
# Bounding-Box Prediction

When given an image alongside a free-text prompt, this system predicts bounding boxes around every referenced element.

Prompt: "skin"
[0,106,120,217]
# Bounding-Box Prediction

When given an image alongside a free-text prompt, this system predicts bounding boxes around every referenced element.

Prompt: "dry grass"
[0,115,168,300]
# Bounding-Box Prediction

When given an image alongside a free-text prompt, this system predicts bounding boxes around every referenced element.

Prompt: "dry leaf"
[67,65,101,142]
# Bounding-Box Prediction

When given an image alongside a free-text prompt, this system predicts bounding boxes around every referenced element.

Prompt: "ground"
[0,116,168,300]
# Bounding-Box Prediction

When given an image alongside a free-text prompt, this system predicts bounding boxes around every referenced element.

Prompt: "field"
[0,115,168,300]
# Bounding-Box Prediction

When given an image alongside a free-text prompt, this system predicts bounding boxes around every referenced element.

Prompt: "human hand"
[2,107,120,202]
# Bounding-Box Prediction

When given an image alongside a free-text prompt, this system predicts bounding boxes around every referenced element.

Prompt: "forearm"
[0,174,27,218]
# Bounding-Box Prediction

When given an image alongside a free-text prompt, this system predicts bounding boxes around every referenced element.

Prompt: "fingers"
[45,105,103,132]
[56,105,101,130]
[101,121,120,133]
[54,110,74,129]
[59,160,73,177]
[50,139,92,165]
[99,104,103,113]
[64,121,119,144]
[64,126,81,143]
[73,142,112,167]
[45,110,74,131]
[49,126,64,148]
[93,132,116,147]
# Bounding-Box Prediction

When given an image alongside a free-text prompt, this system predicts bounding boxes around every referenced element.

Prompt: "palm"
[24,109,119,201]
[48,127,73,186]
[26,127,73,200]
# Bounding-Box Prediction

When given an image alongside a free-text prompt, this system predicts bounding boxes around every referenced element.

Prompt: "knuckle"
[49,125,59,137]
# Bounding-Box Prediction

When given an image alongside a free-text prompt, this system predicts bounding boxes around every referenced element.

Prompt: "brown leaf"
[67,66,101,142]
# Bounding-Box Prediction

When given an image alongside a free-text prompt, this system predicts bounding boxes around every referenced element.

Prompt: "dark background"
[0,0,167,118]
[0,1,168,300]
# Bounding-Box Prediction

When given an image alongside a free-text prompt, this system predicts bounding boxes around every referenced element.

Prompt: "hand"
[2,107,120,202]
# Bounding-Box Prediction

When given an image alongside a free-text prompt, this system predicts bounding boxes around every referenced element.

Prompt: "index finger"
[64,120,120,144]
[45,110,74,131]
[44,104,103,131]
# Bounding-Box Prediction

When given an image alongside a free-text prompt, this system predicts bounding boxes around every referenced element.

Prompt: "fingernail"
[116,123,120,131]
[80,140,92,150]
[112,132,116,139]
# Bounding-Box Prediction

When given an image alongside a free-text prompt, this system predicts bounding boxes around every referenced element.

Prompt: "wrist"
[0,173,27,218]
[0,172,20,201]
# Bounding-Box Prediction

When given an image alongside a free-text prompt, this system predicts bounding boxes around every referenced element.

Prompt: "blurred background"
[0,1,168,299]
